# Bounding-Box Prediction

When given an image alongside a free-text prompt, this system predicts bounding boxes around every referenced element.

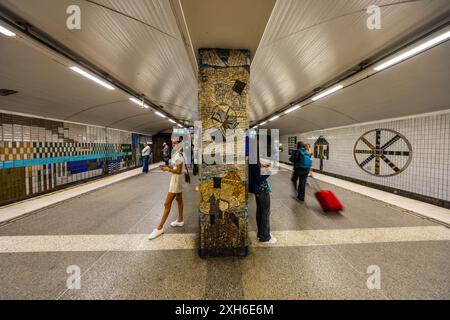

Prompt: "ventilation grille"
[0,89,19,96]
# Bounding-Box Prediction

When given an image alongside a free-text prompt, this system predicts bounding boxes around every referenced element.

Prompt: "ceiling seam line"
[288,116,324,130]
[315,105,360,123]
[0,4,185,126]
[64,100,128,121]
[257,0,426,50]
[251,19,450,125]
[106,114,150,128]
[84,0,180,41]
[168,0,198,74]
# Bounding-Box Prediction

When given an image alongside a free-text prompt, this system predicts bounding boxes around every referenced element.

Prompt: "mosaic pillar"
[198,49,250,257]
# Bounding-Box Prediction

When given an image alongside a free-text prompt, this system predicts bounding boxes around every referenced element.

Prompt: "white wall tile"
[280,111,450,201]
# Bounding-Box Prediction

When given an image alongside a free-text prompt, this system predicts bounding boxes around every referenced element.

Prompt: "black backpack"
[289,150,301,164]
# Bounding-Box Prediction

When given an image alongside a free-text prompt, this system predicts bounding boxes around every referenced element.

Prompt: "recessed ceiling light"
[312,85,343,101]
[70,66,115,90]
[374,30,450,71]
[0,25,16,37]
[129,97,149,109]
[269,115,280,122]
[284,105,301,114]
[155,111,166,118]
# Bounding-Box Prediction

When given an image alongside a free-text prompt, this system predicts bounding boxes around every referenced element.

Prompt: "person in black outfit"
[249,161,277,244]
[291,141,313,201]
[162,142,170,166]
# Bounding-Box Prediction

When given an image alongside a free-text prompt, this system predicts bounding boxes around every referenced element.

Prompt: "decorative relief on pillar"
[198,49,250,257]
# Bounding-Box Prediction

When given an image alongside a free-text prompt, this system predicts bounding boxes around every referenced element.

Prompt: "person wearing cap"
[141,142,152,173]
[148,138,185,240]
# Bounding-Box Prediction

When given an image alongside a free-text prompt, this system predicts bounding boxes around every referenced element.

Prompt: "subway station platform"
[0,0,449,305]
[1,168,449,300]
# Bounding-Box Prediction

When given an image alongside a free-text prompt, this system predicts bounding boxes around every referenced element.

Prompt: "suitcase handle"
[309,177,322,192]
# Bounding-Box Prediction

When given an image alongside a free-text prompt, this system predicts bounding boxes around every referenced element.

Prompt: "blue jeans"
[143,155,150,173]
[292,168,309,201]
[255,191,271,242]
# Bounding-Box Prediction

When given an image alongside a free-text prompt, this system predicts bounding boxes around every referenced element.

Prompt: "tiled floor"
[276,162,450,225]
[0,163,163,225]
[0,169,449,300]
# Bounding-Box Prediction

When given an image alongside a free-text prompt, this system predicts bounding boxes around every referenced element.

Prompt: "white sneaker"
[260,234,277,244]
[148,228,164,240]
[170,220,185,227]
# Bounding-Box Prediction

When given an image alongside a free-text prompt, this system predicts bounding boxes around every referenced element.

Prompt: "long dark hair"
[297,141,305,149]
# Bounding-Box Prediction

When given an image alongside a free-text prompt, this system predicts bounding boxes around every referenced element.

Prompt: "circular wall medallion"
[353,129,412,177]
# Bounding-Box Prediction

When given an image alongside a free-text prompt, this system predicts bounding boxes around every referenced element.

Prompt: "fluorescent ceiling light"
[169,119,176,124]
[177,124,183,128]
[0,25,16,37]
[155,111,166,118]
[269,115,280,121]
[284,105,301,114]
[259,121,267,126]
[70,66,115,90]
[312,85,343,101]
[129,97,149,109]
[374,30,450,71]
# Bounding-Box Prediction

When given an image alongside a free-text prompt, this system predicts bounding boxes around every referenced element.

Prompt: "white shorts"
[168,173,183,194]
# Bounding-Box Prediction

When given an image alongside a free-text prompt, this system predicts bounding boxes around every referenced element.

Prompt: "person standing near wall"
[162,142,170,166]
[305,143,314,177]
[141,142,151,174]
[319,152,324,172]
[290,141,313,201]
[249,160,277,244]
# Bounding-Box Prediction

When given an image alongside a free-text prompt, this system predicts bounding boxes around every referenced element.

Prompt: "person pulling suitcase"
[290,141,313,201]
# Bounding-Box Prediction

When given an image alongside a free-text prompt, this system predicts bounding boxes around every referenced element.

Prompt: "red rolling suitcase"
[310,178,344,212]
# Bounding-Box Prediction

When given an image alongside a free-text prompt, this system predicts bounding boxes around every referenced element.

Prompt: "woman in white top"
[148,139,185,240]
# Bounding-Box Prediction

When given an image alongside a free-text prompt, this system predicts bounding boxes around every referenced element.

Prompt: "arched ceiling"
[0,32,173,135]
[263,40,450,134]
[0,0,449,136]
[0,0,198,133]
[250,0,450,121]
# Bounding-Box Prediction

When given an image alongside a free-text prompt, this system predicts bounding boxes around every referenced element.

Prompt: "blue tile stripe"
[0,152,131,169]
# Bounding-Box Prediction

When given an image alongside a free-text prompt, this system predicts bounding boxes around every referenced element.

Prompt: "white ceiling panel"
[264,40,450,135]
[251,0,450,120]
[0,0,198,121]
[180,0,276,58]
[0,34,173,134]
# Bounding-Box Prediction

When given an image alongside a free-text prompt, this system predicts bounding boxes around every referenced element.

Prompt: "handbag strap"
[182,153,190,179]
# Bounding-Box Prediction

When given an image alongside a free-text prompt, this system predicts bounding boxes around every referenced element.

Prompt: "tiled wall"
[280,111,450,203]
[0,112,150,205]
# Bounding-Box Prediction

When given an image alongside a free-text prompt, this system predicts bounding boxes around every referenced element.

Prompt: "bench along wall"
[280,111,450,208]
[0,112,151,205]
